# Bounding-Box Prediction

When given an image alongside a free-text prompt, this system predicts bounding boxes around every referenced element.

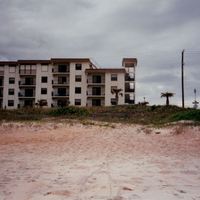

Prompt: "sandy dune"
[0,121,200,200]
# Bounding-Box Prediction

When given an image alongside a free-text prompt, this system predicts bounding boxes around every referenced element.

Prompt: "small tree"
[111,88,123,105]
[161,92,174,106]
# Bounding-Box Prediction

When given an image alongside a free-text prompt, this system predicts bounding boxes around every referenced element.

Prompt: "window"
[75,63,82,70]
[111,98,117,105]
[75,75,82,82]
[9,78,15,84]
[9,66,16,73]
[41,76,48,83]
[41,88,47,95]
[41,65,48,72]
[75,87,81,94]
[58,64,69,72]
[58,76,67,84]
[75,99,81,105]
[111,74,117,81]
[8,100,14,107]
[92,75,102,83]
[0,78,3,86]
[92,87,101,95]
[8,89,14,95]
[111,86,117,93]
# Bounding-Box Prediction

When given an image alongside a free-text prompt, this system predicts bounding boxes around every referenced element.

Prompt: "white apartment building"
[0,58,137,109]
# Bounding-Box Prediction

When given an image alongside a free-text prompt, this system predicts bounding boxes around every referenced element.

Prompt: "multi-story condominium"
[0,58,137,109]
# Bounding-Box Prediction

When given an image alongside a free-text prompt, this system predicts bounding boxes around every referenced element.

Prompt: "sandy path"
[0,122,200,200]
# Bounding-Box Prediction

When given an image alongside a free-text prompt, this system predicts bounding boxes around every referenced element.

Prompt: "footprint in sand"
[79,170,112,199]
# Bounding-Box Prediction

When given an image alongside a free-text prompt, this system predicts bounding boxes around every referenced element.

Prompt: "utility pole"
[181,50,185,108]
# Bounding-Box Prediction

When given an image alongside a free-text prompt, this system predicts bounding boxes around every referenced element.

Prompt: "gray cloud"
[0,0,200,106]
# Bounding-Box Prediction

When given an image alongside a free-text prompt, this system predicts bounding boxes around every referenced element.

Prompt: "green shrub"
[49,106,89,117]
[171,110,200,122]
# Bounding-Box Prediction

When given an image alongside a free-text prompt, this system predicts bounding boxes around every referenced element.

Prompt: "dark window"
[0,78,3,86]
[111,98,117,105]
[41,76,48,83]
[75,75,82,82]
[41,88,47,95]
[58,76,67,84]
[92,87,101,95]
[25,77,34,85]
[9,78,15,84]
[111,74,117,81]
[8,100,14,107]
[8,89,14,95]
[25,89,34,97]
[75,64,82,70]
[58,88,67,96]
[75,87,81,94]
[92,75,102,83]
[75,99,81,105]
[58,64,69,72]
[92,99,101,106]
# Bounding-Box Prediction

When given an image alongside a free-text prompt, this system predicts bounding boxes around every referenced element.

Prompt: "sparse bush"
[49,106,89,117]
[171,110,200,122]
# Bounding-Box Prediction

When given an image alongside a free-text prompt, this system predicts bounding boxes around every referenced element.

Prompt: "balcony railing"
[19,81,36,87]
[52,93,69,97]
[19,70,36,75]
[18,93,35,98]
[125,99,135,104]
[52,69,70,73]
[125,75,135,81]
[87,92,105,97]
[52,81,69,85]
[125,88,135,93]
[87,81,105,85]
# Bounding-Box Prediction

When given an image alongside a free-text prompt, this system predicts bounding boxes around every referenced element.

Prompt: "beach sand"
[0,121,200,200]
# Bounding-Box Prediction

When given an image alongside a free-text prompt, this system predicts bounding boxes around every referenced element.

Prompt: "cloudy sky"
[0,0,200,106]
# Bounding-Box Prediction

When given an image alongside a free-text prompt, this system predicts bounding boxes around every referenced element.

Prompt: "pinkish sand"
[0,121,200,200]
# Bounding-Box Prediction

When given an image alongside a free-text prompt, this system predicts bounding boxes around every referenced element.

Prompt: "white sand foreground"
[0,121,200,200]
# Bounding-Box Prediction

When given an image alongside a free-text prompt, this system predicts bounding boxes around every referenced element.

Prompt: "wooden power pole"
[181,50,185,108]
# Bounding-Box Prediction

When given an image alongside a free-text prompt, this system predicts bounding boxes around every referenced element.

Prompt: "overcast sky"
[0,0,200,106]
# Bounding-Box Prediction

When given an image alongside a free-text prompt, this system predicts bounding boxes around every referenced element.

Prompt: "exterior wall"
[3,65,19,109]
[69,62,90,106]
[35,64,53,107]
[105,72,125,106]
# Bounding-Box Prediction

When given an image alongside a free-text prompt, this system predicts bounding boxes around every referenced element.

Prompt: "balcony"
[18,93,35,99]
[52,92,69,98]
[18,88,35,99]
[19,81,36,87]
[125,99,135,104]
[19,70,36,76]
[125,74,135,81]
[52,65,70,75]
[125,88,135,93]
[87,81,105,86]
[52,81,69,87]
[87,75,105,86]
[87,92,105,98]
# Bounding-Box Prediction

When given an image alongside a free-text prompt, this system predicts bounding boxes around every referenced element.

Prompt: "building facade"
[0,58,137,109]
